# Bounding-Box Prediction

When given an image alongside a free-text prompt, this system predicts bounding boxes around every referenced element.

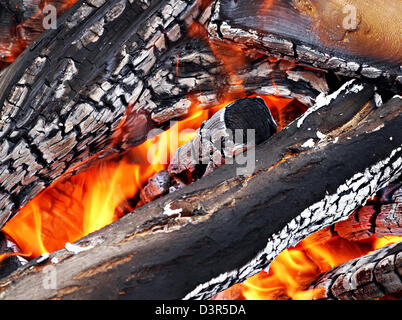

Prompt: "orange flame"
[1,95,302,261]
[259,0,275,15]
[241,230,402,300]
[1,102,224,258]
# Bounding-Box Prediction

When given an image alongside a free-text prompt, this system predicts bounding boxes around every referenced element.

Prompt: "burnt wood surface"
[142,97,278,203]
[311,241,402,300]
[209,0,402,87]
[168,97,277,181]
[0,81,401,300]
[0,0,328,228]
[0,0,77,70]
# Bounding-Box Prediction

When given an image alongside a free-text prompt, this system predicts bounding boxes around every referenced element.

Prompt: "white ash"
[16,256,28,265]
[297,79,358,128]
[36,252,50,264]
[163,203,183,217]
[301,138,315,148]
[183,144,402,300]
[373,124,385,132]
[65,242,94,254]
[374,93,383,108]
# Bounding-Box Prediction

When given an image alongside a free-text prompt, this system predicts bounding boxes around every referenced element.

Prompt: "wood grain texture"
[210,0,402,84]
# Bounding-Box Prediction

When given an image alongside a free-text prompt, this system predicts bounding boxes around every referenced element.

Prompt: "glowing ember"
[259,0,275,15]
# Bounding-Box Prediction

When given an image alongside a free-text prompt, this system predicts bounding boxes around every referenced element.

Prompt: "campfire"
[0,0,400,300]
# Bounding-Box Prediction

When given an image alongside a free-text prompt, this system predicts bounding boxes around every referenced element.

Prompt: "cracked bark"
[0,0,328,228]
[311,241,402,300]
[0,81,401,300]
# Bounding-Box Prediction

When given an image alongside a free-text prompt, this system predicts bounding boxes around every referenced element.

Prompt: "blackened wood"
[0,233,25,279]
[0,0,326,228]
[311,241,402,300]
[0,82,401,300]
[223,97,277,144]
[209,0,402,89]
[168,97,277,181]
[0,0,76,70]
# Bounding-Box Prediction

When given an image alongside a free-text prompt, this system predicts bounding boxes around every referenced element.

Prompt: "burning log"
[0,233,26,279]
[142,97,278,202]
[310,241,402,300]
[168,97,277,182]
[140,170,171,204]
[0,80,401,300]
[209,0,402,89]
[0,0,329,228]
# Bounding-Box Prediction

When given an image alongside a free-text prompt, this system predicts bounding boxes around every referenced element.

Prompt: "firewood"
[0,233,26,279]
[393,185,402,203]
[0,81,401,300]
[334,206,377,241]
[376,204,402,237]
[209,0,402,89]
[0,0,328,228]
[310,241,402,300]
[168,97,277,182]
[141,96,277,203]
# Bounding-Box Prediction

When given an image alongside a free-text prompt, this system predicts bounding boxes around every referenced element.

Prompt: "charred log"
[208,0,402,89]
[168,97,277,182]
[334,181,402,241]
[0,233,26,279]
[142,97,278,202]
[311,241,402,300]
[0,81,401,300]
